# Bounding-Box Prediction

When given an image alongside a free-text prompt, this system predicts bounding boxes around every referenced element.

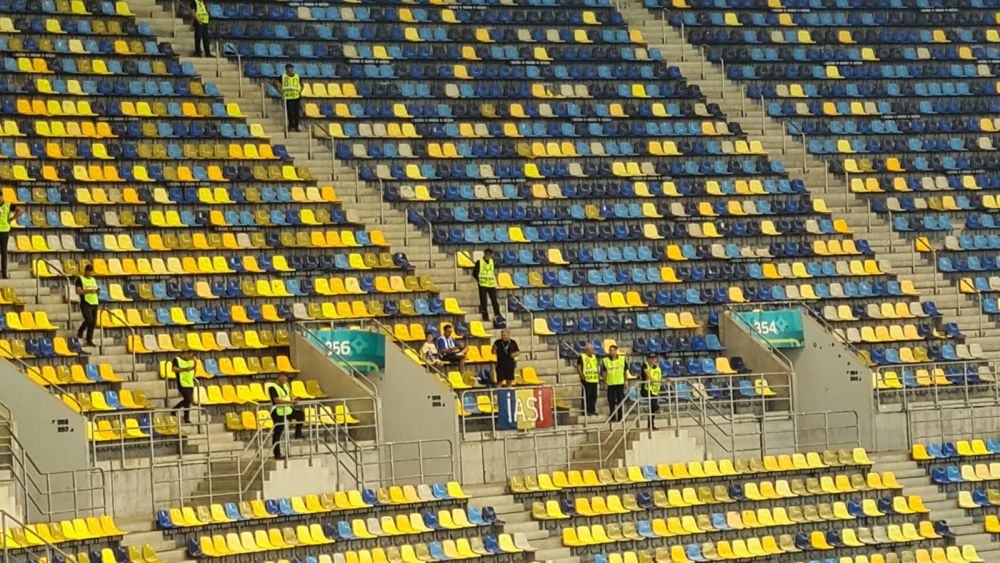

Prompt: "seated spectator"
[420,334,444,369]
[435,324,466,373]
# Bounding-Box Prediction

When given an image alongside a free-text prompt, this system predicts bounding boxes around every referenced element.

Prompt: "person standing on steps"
[0,193,22,279]
[172,350,197,423]
[267,373,304,459]
[641,353,662,429]
[280,64,302,132]
[472,248,503,324]
[602,345,627,422]
[491,329,520,387]
[74,265,99,347]
[576,342,600,416]
[190,0,213,58]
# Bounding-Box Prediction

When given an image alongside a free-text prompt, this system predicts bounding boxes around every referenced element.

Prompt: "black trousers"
[78,302,97,343]
[478,285,500,319]
[271,409,305,457]
[0,231,10,278]
[581,381,598,416]
[193,21,211,56]
[607,384,626,422]
[174,386,194,423]
[285,98,301,130]
[642,386,660,414]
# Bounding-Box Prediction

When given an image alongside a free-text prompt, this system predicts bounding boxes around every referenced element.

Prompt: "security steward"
[576,342,600,416]
[280,64,302,132]
[602,345,627,422]
[267,373,304,459]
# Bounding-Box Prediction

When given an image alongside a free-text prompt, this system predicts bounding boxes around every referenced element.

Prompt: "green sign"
[310,329,386,375]
[734,310,804,348]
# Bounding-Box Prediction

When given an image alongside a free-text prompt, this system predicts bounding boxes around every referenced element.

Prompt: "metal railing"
[904,403,1000,448]
[0,342,81,414]
[33,258,73,332]
[873,359,998,410]
[644,372,792,427]
[458,372,791,438]
[487,390,858,480]
[458,382,584,437]
[273,397,380,487]
[0,510,77,563]
[293,320,385,399]
[89,406,210,468]
[357,439,455,488]
[98,308,137,381]
[0,415,107,522]
[117,395,376,512]
[677,386,860,458]
[723,304,796,372]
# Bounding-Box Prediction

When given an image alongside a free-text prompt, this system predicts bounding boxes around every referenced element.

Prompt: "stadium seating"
[510,447,988,562]
[643,0,1000,370]
[200,0,976,406]
[151,479,538,560]
[0,0,509,445]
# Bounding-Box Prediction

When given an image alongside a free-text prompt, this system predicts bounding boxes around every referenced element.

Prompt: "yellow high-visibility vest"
[580,354,599,383]
[603,356,626,386]
[79,276,99,306]
[194,0,209,24]
[266,382,293,416]
[0,202,12,233]
[281,73,301,100]
[477,259,496,288]
[646,364,662,395]
[175,357,196,388]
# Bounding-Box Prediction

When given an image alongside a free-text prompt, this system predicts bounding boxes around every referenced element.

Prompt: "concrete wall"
[459,429,602,484]
[103,462,211,520]
[264,457,340,498]
[874,405,1000,454]
[0,360,95,519]
[782,312,874,450]
[626,429,704,465]
[720,313,792,410]
[294,332,459,482]
[290,331,378,440]
[0,360,88,471]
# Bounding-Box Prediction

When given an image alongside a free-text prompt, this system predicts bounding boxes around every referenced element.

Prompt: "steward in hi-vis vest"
[473,248,502,322]
[281,64,303,132]
[268,374,304,459]
[191,0,213,57]
[172,350,198,423]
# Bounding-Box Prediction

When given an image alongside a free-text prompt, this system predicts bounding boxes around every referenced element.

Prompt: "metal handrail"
[0,343,80,412]
[298,397,373,484]
[339,316,453,385]
[99,308,138,381]
[458,382,586,437]
[0,416,107,521]
[723,304,795,372]
[90,406,209,468]
[731,299,870,360]
[293,320,381,398]
[873,358,997,410]
[0,509,77,563]
[33,257,74,332]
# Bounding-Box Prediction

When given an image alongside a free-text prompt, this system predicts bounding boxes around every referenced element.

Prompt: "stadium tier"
[0,0,520,453]
[643,0,1000,369]
[5,0,1000,561]
[198,0,984,398]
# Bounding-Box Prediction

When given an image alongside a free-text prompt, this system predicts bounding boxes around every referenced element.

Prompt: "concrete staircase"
[117,517,192,563]
[617,0,1000,357]
[871,451,1000,559]
[127,0,564,386]
[466,483,577,563]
